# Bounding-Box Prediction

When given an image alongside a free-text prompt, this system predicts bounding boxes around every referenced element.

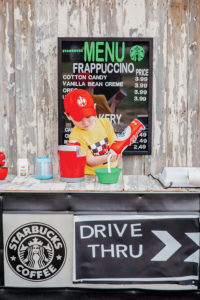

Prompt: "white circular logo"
[6,222,66,282]
[77,96,87,107]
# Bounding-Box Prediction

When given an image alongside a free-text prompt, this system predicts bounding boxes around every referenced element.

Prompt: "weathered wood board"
[0,0,200,177]
[0,174,200,193]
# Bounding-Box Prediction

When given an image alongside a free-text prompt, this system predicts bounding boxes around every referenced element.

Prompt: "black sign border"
[73,214,199,284]
[58,37,153,155]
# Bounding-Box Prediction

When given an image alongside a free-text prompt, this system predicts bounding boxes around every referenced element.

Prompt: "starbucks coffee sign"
[6,222,66,282]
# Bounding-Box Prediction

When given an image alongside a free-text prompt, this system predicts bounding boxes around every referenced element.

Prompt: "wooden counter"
[1,175,200,193]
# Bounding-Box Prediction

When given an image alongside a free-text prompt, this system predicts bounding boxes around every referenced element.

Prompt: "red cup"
[0,167,8,180]
[58,145,86,182]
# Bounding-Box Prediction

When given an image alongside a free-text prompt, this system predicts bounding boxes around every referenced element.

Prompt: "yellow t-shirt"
[69,118,117,175]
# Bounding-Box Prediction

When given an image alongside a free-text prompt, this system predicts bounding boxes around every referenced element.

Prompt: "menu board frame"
[58,37,153,155]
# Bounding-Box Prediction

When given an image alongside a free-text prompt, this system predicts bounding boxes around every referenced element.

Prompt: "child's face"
[68,115,96,131]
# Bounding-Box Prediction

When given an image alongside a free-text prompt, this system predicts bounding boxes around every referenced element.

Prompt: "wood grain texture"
[145,0,168,176]
[0,0,200,178]
[0,0,17,172]
[14,0,37,173]
[187,0,200,166]
[0,175,200,193]
[166,0,189,167]
[34,0,58,174]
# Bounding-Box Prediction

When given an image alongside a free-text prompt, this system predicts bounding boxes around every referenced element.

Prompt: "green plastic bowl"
[94,168,122,184]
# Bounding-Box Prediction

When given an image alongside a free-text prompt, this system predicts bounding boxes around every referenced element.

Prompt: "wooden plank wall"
[0,0,200,176]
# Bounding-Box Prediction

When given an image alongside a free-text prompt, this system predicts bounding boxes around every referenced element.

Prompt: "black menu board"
[58,38,153,155]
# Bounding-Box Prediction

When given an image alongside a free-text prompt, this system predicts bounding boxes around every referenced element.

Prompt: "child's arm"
[86,152,119,167]
[87,135,137,167]
[86,126,137,167]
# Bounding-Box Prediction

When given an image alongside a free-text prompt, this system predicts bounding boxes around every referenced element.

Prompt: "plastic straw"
[107,153,112,173]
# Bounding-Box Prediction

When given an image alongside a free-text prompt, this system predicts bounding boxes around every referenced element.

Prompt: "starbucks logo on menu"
[130,45,145,62]
[6,222,66,281]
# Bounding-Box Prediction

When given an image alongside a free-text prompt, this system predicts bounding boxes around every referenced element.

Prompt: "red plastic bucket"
[58,145,86,182]
[0,167,8,180]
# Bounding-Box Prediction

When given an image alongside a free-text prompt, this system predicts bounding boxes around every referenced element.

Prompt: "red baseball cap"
[64,89,96,122]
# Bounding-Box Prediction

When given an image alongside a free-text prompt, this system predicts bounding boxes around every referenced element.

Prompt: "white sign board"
[3,213,73,287]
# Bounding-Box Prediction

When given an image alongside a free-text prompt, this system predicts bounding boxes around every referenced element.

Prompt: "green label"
[84,41,125,63]
[130,45,145,62]
[62,49,83,53]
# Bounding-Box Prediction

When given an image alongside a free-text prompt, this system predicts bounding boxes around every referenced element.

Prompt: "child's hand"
[129,134,138,145]
[109,153,121,162]
[87,152,120,167]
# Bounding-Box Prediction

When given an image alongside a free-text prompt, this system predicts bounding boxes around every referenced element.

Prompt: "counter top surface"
[0,175,200,193]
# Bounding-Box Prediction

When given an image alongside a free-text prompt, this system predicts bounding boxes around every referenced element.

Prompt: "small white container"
[17,158,28,177]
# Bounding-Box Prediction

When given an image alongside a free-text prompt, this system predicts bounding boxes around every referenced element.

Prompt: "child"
[64,89,136,175]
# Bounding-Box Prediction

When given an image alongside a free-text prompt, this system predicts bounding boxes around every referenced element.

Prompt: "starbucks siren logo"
[130,45,145,62]
[6,222,66,281]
